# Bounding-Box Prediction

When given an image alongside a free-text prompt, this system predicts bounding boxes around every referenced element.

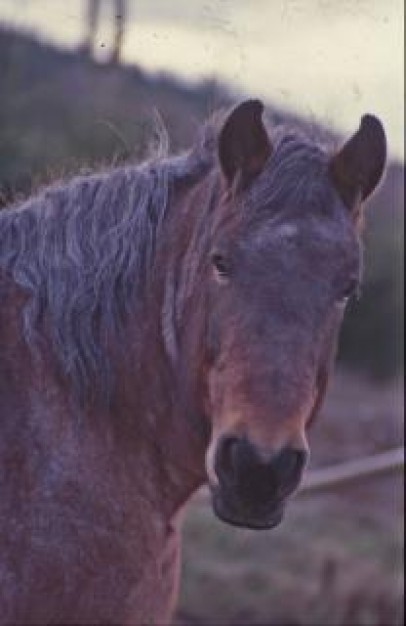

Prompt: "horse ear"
[329,114,386,210]
[218,99,272,189]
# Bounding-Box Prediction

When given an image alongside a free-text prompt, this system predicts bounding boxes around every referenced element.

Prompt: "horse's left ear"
[218,99,272,189]
[329,114,386,210]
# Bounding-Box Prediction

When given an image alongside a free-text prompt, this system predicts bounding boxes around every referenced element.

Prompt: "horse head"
[196,101,386,528]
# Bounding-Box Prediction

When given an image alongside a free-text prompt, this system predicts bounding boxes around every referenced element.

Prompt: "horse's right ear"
[218,100,272,190]
[329,114,386,211]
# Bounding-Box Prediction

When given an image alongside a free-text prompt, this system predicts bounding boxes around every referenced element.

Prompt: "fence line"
[298,446,404,495]
[194,447,404,504]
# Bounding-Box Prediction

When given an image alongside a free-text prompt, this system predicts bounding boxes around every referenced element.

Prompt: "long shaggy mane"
[0,125,215,403]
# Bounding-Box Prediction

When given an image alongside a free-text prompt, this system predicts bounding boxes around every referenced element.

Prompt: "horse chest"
[0,467,180,624]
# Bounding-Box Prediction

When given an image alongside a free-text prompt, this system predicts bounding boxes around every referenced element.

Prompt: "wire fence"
[299,446,404,495]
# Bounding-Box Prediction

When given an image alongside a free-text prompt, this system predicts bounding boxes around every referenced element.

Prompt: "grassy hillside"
[0,27,219,196]
[0,26,403,379]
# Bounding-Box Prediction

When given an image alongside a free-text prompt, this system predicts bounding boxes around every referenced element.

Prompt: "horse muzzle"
[211,485,285,529]
[209,435,308,529]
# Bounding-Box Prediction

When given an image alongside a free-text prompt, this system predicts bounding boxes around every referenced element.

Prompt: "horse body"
[0,277,206,624]
[0,100,386,624]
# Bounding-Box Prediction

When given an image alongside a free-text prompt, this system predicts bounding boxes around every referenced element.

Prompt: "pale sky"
[0,0,403,160]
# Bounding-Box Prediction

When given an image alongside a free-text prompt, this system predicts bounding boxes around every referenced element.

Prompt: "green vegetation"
[0,26,403,381]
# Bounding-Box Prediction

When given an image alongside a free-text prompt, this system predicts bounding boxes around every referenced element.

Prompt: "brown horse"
[0,100,386,624]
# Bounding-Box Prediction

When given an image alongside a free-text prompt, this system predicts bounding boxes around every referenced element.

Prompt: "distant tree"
[81,0,127,64]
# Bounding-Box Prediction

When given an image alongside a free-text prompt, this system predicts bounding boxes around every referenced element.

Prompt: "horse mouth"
[210,487,285,530]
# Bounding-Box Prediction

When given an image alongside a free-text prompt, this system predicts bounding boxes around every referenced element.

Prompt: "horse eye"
[211,253,230,279]
[339,278,360,303]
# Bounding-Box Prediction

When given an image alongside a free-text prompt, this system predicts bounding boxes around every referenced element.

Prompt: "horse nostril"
[273,447,308,494]
[214,438,307,500]
[214,436,241,486]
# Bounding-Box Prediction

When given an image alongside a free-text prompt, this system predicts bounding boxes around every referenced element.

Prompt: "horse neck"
[105,311,205,522]
[107,171,220,520]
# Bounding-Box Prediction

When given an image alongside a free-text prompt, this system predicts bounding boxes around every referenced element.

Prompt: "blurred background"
[0,1,403,624]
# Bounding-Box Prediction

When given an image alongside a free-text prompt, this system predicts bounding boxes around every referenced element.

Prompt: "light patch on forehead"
[247,222,300,250]
[246,211,358,266]
[277,208,358,253]
[275,224,299,240]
